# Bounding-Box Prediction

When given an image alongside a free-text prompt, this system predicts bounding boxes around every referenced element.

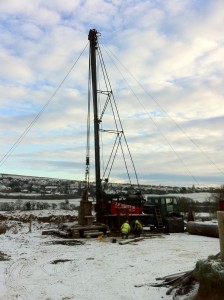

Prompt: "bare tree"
[209,185,224,210]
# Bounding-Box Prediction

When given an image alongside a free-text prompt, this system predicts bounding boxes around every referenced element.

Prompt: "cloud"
[0,0,223,186]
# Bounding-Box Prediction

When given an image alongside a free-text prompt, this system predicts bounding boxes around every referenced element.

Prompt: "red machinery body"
[110,201,143,215]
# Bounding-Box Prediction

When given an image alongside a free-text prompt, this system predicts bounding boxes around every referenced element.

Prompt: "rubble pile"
[194,255,224,300]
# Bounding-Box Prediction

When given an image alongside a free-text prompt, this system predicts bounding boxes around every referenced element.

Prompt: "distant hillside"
[0,173,69,181]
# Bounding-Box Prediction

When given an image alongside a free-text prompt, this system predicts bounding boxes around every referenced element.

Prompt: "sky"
[0,0,224,187]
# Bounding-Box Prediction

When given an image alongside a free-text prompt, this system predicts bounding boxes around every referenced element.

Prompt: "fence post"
[217,211,224,260]
[29,214,32,232]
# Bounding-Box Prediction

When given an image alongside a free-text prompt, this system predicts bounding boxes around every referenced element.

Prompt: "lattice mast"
[88,29,102,221]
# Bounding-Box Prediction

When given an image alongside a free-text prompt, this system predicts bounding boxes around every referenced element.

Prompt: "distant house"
[0,185,11,192]
[70,189,78,195]
[45,186,58,194]
[31,184,40,192]
[39,180,48,186]
[70,182,79,189]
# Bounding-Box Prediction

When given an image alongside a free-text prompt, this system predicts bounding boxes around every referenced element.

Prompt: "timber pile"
[143,252,221,300]
[42,223,109,239]
[135,269,195,298]
[151,270,195,297]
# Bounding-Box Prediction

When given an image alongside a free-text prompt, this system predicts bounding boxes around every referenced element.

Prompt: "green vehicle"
[143,195,184,233]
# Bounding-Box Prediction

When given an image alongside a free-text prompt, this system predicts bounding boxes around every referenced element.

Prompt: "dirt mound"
[0,213,77,224]
[0,224,6,234]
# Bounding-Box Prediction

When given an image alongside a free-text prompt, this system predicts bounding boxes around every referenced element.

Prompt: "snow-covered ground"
[0,210,220,300]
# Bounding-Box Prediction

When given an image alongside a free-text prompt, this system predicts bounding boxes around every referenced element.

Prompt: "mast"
[88,29,102,221]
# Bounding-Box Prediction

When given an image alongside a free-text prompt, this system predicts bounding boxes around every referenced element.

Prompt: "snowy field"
[0,210,220,300]
[0,192,211,203]
[144,193,211,203]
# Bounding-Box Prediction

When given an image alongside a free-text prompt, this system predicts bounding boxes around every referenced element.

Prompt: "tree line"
[0,199,78,212]
[178,185,224,216]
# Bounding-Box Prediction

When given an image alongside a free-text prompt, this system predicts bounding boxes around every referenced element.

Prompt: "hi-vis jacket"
[121,222,130,234]
[134,220,143,230]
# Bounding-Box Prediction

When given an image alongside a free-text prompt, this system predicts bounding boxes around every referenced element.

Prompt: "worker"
[133,219,143,237]
[120,220,130,239]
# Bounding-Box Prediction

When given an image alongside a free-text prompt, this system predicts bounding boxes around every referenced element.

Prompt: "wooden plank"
[68,225,107,231]
[61,222,78,229]
[42,229,69,237]
[56,230,69,237]
[84,216,95,225]
[84,231,103,237]
[119,237,145,245]
[84,231,102,235]
[42,229,57,235]
[70,229,80,238]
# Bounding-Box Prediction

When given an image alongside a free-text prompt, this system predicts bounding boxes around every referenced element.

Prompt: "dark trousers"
[122,233,129,239]
[134,228,141,237]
